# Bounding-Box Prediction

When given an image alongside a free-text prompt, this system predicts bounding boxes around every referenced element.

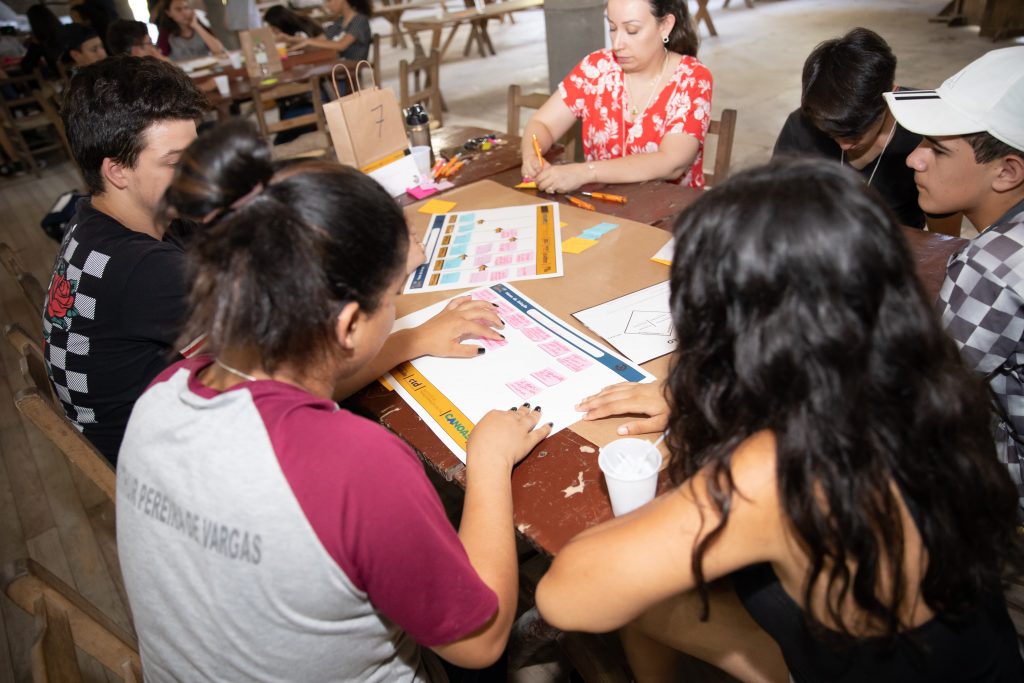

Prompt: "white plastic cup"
[213,75,231,97]
[411,145,432,178]
[228,51,243,69]
[598,438,661,516]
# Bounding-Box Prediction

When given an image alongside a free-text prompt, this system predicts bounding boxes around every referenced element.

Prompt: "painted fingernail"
[499,333,506,339]
[491,303,499,307]
[522,402,530,409]
[477,347,485,355]
[617,426,628,435]
[511,406,518,411]
[533,405,541,412]
[547,422,554,428]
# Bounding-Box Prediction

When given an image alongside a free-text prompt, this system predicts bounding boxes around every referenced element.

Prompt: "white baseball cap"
[884,46,1024,151]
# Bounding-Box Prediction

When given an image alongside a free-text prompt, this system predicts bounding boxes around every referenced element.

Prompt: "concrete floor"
[369,0,1018,173]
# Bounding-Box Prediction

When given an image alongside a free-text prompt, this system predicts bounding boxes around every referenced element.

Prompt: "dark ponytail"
[649,0,698,57]
[163,120,409,375]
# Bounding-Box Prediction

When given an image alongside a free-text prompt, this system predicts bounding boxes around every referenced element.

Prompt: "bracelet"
[587,162,597,182]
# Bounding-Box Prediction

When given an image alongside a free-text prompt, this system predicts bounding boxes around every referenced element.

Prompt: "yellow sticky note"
[560,221,568,228]
[418,198,457,215]
[377,376,394,391]
[515,181,537,189]
[562,237,597,254]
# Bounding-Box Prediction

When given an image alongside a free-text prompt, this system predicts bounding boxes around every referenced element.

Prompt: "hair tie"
[230,182,264,210]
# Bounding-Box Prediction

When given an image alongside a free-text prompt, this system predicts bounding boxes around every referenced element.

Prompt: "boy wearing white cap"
[886,47,1024,513]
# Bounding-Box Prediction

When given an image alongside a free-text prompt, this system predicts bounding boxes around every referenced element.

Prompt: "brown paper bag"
[323,62,409,170]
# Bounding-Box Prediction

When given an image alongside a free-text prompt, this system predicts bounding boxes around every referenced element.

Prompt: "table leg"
[438,23,462,59]
[694,0,717,36]
[479,18,496,55]
[407,27,428,59]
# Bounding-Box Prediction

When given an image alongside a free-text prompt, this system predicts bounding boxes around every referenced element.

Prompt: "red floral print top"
[559,49,713,188]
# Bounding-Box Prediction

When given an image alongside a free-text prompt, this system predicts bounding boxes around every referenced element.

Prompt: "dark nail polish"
[522,402,530,408]
[491,303,499,307]
[477,347,485,355]
[499,333,506,339]
[533,405,541,412]
[547,422,554,428]
[511,406,518,411]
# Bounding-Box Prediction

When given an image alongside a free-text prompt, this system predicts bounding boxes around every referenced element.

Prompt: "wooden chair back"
[0,240,25,278]
[366,33,382,89]
[506,84,579,160]
[506,84,548,137]
[704,108,737,189]
[18,271,46,313]
[4,322,44,366]
[0,71,72,175]
[13,342,116,502]
[399,49,443,127]
[3,558,141,681]
[251,75,326,143]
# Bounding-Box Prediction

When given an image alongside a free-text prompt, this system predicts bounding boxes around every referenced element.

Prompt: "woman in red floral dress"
[521,0,712,193]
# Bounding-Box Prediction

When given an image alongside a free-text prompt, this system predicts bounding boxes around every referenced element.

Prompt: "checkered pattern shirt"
[937,201,1024,513]
[41,200,187,464]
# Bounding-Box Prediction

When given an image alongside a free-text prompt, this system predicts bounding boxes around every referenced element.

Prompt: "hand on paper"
[467,404,552,470]
[534,163,589,194]
[410,296,505,358]
[576,381,669,436]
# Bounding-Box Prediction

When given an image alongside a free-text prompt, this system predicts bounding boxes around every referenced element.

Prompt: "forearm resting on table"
[431,460,518,668]
[588,136,699,184]
[521,119,556,160]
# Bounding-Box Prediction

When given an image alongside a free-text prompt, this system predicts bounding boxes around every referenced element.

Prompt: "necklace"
[215,358,258,382]
[841,118,897,187]
[624,49,669,119]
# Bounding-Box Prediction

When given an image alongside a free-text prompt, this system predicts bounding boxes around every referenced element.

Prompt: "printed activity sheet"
[573,281,676,365]
[404,203,563,294]
[388,284,655,461]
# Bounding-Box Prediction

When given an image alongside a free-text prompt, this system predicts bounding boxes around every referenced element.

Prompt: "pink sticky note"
[469,271,490,283]
[489,270,509,282]
[471,288,498,302]
[539,340,572,356]
[557,353,594,372]
[494,254,514,266]
[473,256,491,267]
[474,243,493,256]
[478,336,509,350]
[506,379,541,400]
[516,267,532,277]
[531,368,565,387]
[499,241,516,252]
[521,326,551,342]
[496,303,516,317]
[515,251,534,263]
[505,312,531,328]
[406,184,438,200]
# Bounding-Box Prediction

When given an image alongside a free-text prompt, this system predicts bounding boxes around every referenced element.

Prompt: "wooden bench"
[403,0,543,61]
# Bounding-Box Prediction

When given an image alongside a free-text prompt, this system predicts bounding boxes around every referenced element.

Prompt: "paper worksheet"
[403,203,563,294]
[573,281,676,365]
[388,284,655,461]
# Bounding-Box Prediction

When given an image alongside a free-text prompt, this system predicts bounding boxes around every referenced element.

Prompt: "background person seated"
[291,0,371,61]
[43,56,209,464]
[106,19,169,59]
[773,28,925,228]
[886,47,1024,514]
[521,0,712,194]
[61,23,107,70]
[263,4,324,40]
[154,0,225,61]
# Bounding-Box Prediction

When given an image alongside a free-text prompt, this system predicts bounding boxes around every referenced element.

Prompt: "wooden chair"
[703,108,737,189]
[1,240,47,312]
[5,322,47,389]
[12,339,116,502]
[0,71,73,175]
[251,75,330,161]
[3,558,141,682]
[399,49,443,127]
[365,33,382,91]
[506,84,579,160]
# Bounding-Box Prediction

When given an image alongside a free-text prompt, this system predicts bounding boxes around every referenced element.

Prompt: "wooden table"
[373,0,448,48]
[403,0,543,61]
[197,49,346,121]
[355,175,967,556]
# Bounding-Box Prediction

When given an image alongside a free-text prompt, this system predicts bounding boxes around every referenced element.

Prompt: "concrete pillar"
[542,0,606,92]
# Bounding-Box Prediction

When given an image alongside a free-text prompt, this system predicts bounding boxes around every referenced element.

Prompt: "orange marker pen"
[531,133,544,167]
[567,195,595,211]
[581,191,628,204]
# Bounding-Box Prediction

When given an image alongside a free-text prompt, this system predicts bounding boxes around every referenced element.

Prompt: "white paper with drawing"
[404,203,563,294]
[572,281,676,365]
[387,284,656,462]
